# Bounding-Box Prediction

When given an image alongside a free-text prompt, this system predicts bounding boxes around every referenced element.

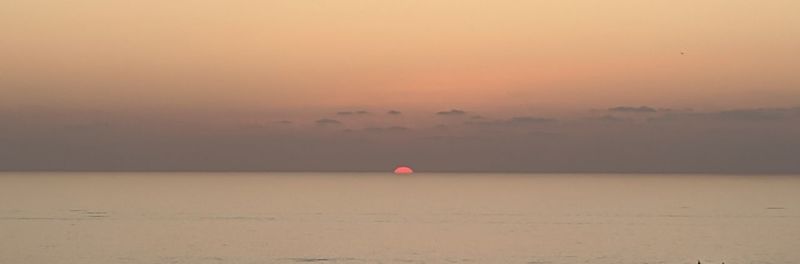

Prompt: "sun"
[393,166,414,174]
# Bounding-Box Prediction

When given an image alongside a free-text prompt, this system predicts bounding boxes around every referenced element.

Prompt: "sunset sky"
[1,1,799,172]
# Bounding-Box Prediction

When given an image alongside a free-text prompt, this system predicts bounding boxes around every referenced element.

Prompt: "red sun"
[394,166,414,174]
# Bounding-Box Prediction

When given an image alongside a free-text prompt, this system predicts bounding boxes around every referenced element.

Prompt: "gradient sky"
[1,1,799,172]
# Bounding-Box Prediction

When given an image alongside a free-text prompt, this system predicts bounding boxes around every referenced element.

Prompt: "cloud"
[465,116,557,127]
[337,110,369,116]
[646,112,702,123]
[507,116,558,125]
[528,130,563,137]
[586,115,628,123]
[3,106,799,173]
[387,110,402,115]
[609,106,657,113]
[712,108,799,121]
[649,107,800,123]
[315,118,342,125]
[363,126,409,133]
[240,120,293,129]
[436,109,467,116]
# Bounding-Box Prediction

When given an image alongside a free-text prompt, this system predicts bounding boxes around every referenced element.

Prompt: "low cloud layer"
[336,110,369,116]
[712,108,800,121]
[609,106,658,113]
[465,116,558,127]
[315,118,342,125]
[436,109,467,116]
[1,106,798,173]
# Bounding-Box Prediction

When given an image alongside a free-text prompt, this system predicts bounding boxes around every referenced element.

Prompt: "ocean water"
[1,173,799,264]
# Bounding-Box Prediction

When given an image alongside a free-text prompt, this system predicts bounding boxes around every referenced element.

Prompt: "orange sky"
[2,1,800,172]
[2,0,799,113]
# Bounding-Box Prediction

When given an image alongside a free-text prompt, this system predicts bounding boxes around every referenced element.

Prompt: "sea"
[1,172,798,264]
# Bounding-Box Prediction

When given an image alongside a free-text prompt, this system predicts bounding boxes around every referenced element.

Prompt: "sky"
[1,0,799,172]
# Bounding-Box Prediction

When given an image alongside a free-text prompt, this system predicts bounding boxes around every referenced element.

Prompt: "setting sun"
[394,166,414,174]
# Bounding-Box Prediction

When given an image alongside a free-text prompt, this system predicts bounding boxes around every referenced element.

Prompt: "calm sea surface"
[1,173,799,264]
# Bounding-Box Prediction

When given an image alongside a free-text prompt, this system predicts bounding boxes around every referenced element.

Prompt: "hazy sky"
[1,1,799,172]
